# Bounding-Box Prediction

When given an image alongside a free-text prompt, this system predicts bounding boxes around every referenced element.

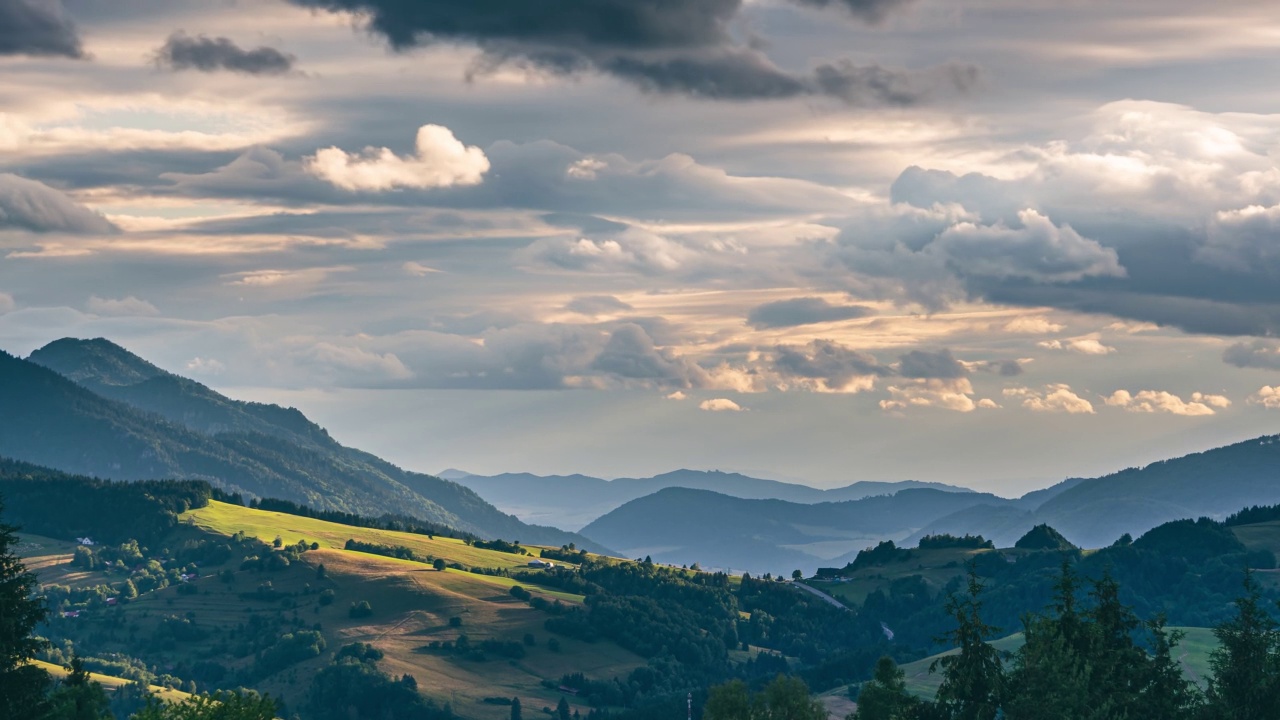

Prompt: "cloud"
[1104,390,1228,416]
[1223,340,1280,370]
[153,32,296,75]
[565,295,634,316]
[523,229,695,276]
[306,125,490,192]
[790,0,917,24]
[1250,387,1280,410]
[0,0,84,58]
[746,297,874,329]
[931,210,1124,284]
[666,391,687,401]
[1003,316,1065,334]
[0,293,13,314]
[402,261,442,276]
[1038,335,1116,355]
[0,174,116,234]
[1004,384,1095,414]
[287,0,972,104]
[86,296,160,317]
[898,348,966,379]
[880,377,980,413]
[589,323,709,389]
[699,398,743,412]
[771,340,892,393]
[185,357,225,376]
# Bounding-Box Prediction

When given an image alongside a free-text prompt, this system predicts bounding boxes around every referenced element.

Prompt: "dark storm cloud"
[0,0,84,58]
[589,323,707,387]
[565,295,634,315]
[0,174,116,234]
[772,340,893,387]
[746,297,874,329]
[898,348,966,379]
[154,32,296,75]
[288,0,972,103]
[1223,340,1280,370]
[790,0,916,24]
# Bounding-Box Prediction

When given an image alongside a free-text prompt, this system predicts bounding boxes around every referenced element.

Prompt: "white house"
[76,537,95,546]
[528,559,555,569]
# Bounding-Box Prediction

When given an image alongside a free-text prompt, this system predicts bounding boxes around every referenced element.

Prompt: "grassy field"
[186,501,552,571]
[33,660,192,703]
[808,547,994,606]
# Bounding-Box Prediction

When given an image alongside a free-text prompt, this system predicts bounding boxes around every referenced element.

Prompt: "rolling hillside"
[5,339,603,551]
[452,469,974,531]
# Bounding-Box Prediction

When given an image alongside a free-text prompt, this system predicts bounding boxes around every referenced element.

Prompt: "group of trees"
[853,564,1280,720]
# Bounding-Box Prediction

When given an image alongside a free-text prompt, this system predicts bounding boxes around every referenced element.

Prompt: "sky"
[2,0,1280,494]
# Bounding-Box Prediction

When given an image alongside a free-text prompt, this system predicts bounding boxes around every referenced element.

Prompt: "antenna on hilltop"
[687,692,692,720]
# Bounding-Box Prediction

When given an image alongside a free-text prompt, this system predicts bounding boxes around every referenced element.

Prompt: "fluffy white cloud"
[1103,390,1228,416]
[1038,335,1116,355]
[1249,386,1280,410]
[185,357,225,376]
[86,296,160,317]
[699,398,744,412]
[307,124,490,192]
[879,377,980,413]
[1005,384,1095,414]
[666,391,687,401]
[932,210,1124,283]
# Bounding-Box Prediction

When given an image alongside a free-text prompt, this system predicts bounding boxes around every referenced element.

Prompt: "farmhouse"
[527,559,555,569]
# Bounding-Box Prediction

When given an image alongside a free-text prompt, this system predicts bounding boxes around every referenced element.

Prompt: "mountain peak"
[29,337,168,387]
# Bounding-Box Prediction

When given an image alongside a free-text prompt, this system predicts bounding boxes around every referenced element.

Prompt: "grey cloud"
[898,348,966,379]
[997,360,1024,377]
[590,323,707,388]
[565,295,633,315]
[772,340,893,387]
[0,0,83,58]
[1223,340,1280,370]
[0,174,116,234]
[813,60,978,106]
[288,0,971,104]
[154,32,296,75]
[790,0,916,23]
[746,296,874,329]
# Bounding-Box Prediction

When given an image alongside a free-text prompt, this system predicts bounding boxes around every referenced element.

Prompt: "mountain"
[579,486,1013,574]
[7,338,606,551]
[452,468,973,531]
[908,435,1280,548]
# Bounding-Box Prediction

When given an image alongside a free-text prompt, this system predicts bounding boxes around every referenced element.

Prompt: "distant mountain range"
[446,468,973,531]
[2,338,606,552]
[578,486,1026,574]
[910,436,1280,549]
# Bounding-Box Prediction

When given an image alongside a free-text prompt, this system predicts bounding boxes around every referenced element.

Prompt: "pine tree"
[45,656,113,720]
[1134,616,1201,720]
[511,697,523,720]
[853,656,919,720]
[930,567,1005,720]
[1205,570,1280,720]
[557,696,571,720]
[0,496,52,719]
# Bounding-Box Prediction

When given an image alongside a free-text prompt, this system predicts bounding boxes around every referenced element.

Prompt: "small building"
[76,537,95,546]
[61,611,81,619]
[527,559,555,569]
[105,598,118,606]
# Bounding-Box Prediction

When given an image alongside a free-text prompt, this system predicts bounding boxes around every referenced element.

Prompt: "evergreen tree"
[853,656,919,720]
[1134,617,1201,720]
[130,691,277,719]
[511,697,522,720]
[1205,570,1280,720]
[705,680,752,720]
[1004,563,1090,720]
[557,696,571,720]
[931,568,1005,720]
[44,657,113,720]
[0,496,52,719]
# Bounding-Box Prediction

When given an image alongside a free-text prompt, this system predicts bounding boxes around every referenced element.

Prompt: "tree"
[0,496,52,719]
[315,563,326,580]
[511,697,523,720]
[853,657,919,720]
[557,696,571,720]
[704,680,752,720]
[792,570,803,581]
[931,567,1005,720]
[705,676,826,720]
[1205,570,1280,720]
[45,657,112,720]
[130,691,277,719]
[433,559,447,571]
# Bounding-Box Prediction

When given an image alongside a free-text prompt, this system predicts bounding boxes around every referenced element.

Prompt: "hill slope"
[7,340,603,551]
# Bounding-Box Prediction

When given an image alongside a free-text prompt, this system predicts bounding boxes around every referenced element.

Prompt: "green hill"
[5,339,604,550]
